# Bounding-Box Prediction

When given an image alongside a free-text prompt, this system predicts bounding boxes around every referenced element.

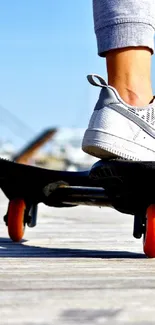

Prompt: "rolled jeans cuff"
[96,22,155,56]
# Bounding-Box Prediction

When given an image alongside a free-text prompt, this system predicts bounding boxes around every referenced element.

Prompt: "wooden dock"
[0,190,154,324]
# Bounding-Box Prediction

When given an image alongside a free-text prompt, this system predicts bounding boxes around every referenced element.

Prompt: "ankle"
[106,47,153,107]
[109,81,153,107]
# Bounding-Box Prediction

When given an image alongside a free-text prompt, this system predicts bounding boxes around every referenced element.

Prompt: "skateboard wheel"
[7,199,26,242]
[143,204,155,258]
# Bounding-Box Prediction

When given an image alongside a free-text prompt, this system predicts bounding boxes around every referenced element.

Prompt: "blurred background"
[0,0,155,170]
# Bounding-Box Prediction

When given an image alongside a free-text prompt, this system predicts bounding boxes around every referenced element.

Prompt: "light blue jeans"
[93,0,155,56]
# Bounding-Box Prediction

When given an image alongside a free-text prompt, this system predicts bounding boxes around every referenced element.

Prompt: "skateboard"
[0,157,155,258]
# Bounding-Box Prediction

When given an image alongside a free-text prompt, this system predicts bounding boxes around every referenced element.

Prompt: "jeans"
[93,0,155,56]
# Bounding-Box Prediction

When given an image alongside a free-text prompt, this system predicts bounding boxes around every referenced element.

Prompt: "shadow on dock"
[0,238,145,259]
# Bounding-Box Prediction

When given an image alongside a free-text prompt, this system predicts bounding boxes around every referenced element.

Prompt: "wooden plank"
[0,190,154,324]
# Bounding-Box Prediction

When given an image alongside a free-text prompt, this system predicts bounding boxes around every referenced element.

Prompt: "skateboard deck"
[0,158,97,206]
[1,157,155,258]
[0,158,154,213]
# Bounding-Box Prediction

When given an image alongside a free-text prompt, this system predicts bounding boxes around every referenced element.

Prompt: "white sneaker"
[82,74,155,161]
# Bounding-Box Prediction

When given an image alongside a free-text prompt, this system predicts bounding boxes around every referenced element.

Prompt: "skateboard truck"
[133,213,146,239]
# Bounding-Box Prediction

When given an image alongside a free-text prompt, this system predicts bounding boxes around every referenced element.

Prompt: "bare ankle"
[106,47,153,107]
[110,83,153,107]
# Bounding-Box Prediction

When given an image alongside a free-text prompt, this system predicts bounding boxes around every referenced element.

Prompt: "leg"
[82,0,155,161]
[106,47,152,106]
[94,0,155,107]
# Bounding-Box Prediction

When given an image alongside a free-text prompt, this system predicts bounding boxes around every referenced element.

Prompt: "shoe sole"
[82,129,155,161]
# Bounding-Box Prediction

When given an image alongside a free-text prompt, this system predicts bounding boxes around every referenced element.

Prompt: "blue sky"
[0,0,155,148]
[0,0,105,147]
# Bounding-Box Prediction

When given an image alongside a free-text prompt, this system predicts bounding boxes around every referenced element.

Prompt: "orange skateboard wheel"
[143,204,155,258]
[7,199,26,242]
